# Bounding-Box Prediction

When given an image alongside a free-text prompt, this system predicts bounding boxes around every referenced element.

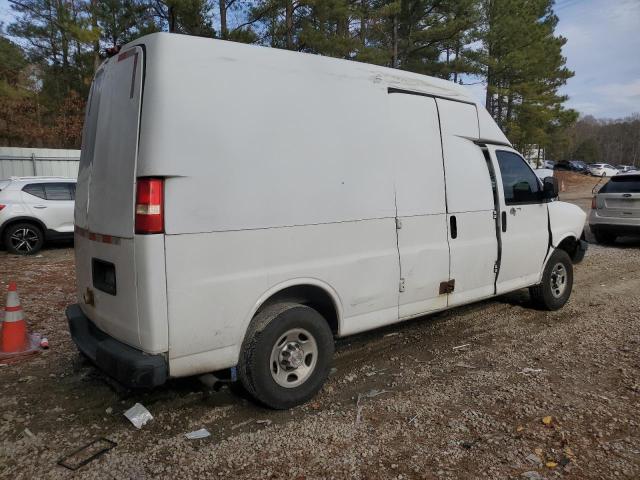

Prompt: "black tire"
[3,222,44,255]
[594,230,616,245]
[237,302,334,410]
[529,249,573,311]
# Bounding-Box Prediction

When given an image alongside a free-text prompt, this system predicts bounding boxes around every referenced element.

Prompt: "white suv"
[0,177,76,255]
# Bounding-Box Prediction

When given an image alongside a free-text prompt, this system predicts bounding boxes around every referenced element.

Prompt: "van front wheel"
[238,303,334,409]
[529,249,573,311]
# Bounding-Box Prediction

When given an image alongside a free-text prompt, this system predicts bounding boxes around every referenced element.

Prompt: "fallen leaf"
[546,461,558,468]
[542,416,553,425]
[517,425,525,432]
[534,448,544,456]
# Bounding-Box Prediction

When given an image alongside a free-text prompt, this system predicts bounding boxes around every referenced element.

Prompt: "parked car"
[588,163,618,177]
[589,173,640,243]
[0,176,76,255]
[616,165,635,173]
[66,33,588,409]
[554,161,573,171]
[569,160,588,173]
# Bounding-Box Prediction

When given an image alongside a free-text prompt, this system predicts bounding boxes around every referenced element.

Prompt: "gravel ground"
[0,174,638,479]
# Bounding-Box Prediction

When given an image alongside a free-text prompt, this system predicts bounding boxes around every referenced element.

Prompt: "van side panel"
[436,99,498,305]
[137,37,395,232]
[164,219,399,372]
[388,93,449,319]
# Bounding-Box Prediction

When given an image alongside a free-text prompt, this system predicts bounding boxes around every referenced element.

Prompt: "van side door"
[388,93,450,319]
[488,147,549,292]
[437,99,499,306]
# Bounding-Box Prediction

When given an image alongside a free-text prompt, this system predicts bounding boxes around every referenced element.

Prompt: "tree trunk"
[219,0,228,39]
[168,5,176,32]
[90,0,101,71]
[360,0,367,47]
[286,1,294,49]
[392,14,398,68]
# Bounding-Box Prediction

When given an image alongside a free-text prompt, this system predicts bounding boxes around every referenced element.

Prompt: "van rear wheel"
[529,249,573,311]
[238,302,334,409]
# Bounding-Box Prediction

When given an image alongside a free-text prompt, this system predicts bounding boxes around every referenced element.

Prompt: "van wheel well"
[556,236,578,258]
[256,285,339,335]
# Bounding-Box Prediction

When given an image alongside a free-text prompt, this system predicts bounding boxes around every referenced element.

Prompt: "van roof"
[121,32,476,105]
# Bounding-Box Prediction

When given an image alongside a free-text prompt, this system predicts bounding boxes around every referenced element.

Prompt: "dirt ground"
[1,173,638,480]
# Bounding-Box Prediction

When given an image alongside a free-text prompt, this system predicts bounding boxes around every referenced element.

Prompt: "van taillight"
[591,197,596,209]
[135,178,164,234]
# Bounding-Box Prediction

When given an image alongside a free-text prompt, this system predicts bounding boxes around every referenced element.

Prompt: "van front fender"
[548,201,586,248]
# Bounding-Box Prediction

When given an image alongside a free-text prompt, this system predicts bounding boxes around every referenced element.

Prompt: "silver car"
[589,173,640,243]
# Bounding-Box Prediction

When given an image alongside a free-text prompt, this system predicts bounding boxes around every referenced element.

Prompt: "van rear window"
[599,176,640,193]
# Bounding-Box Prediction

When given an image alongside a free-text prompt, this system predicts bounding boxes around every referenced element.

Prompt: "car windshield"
[599,175,640,193]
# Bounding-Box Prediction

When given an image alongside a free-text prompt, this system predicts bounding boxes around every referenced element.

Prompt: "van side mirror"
[542,176,558,200]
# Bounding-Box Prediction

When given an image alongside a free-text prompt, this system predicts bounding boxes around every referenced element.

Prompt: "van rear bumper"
[66,304,167,388]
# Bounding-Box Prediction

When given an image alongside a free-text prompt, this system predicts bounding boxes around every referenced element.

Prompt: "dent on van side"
[66,32,587,409]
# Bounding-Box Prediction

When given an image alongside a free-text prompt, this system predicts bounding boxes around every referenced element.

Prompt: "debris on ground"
[185,428,210,440]
[57,438,116,471]
[452,343,471,350]
[230,419,253,430]
[519,367,543,374]
[123,403,153,429]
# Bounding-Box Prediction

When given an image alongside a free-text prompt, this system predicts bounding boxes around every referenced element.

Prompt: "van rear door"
[75,46,147,350]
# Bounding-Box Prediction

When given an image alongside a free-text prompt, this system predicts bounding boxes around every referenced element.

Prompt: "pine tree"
[479,0,576,151]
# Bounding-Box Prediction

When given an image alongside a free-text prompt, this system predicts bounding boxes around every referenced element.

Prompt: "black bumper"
[590,223,640,237]
[572,238,588,264]
[66,304,168,388]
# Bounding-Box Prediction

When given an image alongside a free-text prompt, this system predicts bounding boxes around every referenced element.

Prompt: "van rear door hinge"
[439,279,455,295]
[493,261,499,274]
[492,210,498,220]
[395,218,403,229]
[399,278,405,292]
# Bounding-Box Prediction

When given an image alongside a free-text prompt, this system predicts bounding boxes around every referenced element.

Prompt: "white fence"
[0,147,80,179]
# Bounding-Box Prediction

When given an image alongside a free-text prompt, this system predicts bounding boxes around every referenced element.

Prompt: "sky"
[1,0,639,120]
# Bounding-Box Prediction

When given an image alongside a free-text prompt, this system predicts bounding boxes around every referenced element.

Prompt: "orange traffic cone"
[0,282,40,361]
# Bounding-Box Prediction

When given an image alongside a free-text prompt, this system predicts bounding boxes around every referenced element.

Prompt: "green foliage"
[0,36,28,98]
[479,0,577,153]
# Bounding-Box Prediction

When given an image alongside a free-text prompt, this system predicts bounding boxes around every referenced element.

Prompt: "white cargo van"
[67,33,587,409]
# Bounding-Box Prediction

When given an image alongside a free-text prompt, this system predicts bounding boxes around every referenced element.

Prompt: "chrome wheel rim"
[550,263,568,298]
[269,328,318,388]
[9,227,39,253]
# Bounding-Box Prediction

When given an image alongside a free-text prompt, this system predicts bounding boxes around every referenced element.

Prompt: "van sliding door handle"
[450,216,457,239]
[501,211,507,232]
